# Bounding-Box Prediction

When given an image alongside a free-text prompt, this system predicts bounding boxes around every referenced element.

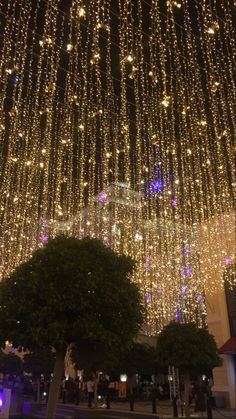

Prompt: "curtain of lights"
[0,0,235,333]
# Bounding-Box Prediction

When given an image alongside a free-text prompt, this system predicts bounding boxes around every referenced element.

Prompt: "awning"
[218,336,236,354]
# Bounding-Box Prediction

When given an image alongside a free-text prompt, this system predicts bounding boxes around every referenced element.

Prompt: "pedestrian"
[74,378,81,405]
[87,377,95,408]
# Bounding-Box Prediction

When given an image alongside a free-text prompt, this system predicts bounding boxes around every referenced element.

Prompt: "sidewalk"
[93,399,235,418]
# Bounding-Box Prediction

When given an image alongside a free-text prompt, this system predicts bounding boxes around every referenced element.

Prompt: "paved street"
[10,400,236,419]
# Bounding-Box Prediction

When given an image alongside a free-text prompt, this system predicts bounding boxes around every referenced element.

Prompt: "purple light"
[224,257,232,265]
[176,311,181,319]
[98,191,108,203]
[183,246,191,255]
[151,179,164,194]
[0,397,2,408]
[171,198,177,207]
[196,295,204,302]
[39,234,48,243]
[144,265,150,271]
[181,285,187,296]
[183,266,192,277]
[146,294,151,302]
[157,288,162,294]
[146,256,152,263]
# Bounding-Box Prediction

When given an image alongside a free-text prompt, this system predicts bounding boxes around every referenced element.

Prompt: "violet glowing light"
[224,257,232,265]
[98,191,108,203]
[39,234,48,243]
[183,266,192,277]
[151,179,164,194]
[146,294,151,302]
[171,198,177,207]
[183,246,191,255]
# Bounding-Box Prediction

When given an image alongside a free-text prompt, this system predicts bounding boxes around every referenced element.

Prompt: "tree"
[111,342,157,394]
[24,349,55,401]
[0,351,23,375]
[0,236,143,418]
[71,340,157,398]
[155,321,222,418]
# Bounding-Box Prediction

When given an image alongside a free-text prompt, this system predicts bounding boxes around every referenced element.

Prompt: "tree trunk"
[183,372,190,419]
[94,374,98,408]
[46,347,66,419]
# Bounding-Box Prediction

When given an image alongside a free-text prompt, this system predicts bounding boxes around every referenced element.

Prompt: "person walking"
[87,377,95,408]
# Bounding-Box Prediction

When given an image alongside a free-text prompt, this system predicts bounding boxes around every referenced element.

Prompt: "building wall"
[197,212,235,408]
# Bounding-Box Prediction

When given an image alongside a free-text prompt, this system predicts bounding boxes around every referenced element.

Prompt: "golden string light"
[0,0,235,334]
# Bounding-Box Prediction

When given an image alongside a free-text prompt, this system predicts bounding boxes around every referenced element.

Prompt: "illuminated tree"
[0,236,143,419]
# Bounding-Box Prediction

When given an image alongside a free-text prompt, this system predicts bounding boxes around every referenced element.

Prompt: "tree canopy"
[155,321,222,375]
[23,349,55,378]
[0,236,144,418]
[0,351,22,375]
[155,321,222,418]
[0,236,144,352]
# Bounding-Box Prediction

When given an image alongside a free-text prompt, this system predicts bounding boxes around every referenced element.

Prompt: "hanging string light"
[0,0,234,334]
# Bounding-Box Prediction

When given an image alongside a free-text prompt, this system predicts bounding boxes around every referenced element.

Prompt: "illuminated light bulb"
[67,43,73,51]
[161,96,170,107]
[90,53,100,64]
[207,27,215,34]
[26,161,31,166]
[126,54,134,63]
[224,257,232,265]
[151,134,158,144]
[83,182,88,186]
[199,120,207,126]
[39,40,44,46]
[98,192,107,203]
[6,68,12,74]
[106,152,111,158]
[174,1,181,8]
[135,232,143,241]
[149,71,153,77]
[78,7,86,18]
[98,109,103,115]
[79,124,84,131]
[39,162,44,168]
[46,37,52,45]
[41,149,46,154]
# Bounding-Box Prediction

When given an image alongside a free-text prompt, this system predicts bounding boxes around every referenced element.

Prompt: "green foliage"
[155,321,222,374]
[71,340,157,378]
[111,342,158,377]
[24,349,55,378]
[0,351,23,375]
[0,236,143,354]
